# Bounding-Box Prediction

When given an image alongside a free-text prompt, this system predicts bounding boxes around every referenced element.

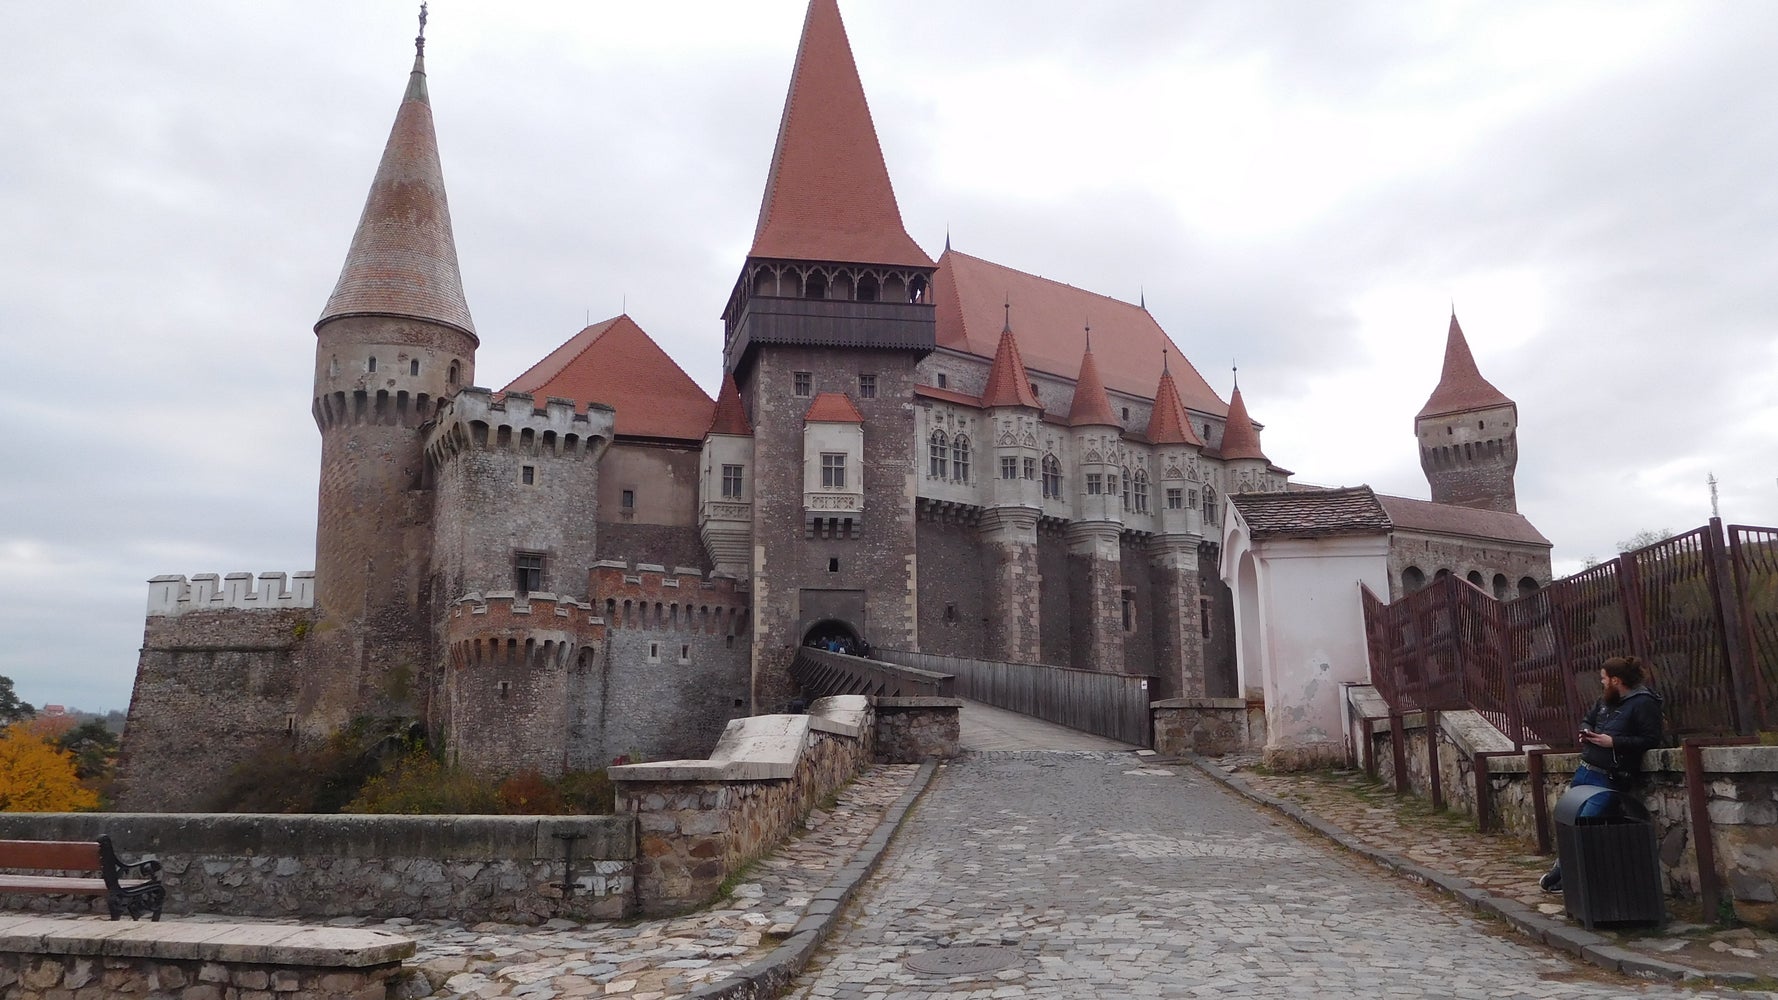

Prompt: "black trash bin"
[1552,783,1665,929]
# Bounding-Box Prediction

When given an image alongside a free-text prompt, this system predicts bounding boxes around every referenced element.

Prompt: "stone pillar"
[979,508,1042,663]
[1147,534,1205,699]
[1066,521,1124,673]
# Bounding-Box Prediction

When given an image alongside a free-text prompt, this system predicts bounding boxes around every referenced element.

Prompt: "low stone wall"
[1361,707,1778,929]
[612,696,873,916]
[0,814,635,923]
[1151,697,1265,756]
[0,914,412,999]
[874,697,961,763]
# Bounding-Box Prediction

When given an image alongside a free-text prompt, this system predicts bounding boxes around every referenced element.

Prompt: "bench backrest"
[0,840,102,874]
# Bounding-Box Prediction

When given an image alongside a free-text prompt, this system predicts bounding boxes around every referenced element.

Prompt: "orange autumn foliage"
[0,724,99,812]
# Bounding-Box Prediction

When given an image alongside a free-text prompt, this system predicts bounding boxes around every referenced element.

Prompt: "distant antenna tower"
[1707,472,1720,519]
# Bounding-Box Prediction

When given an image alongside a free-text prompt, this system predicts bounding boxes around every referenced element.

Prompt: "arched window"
[857,273,880,302]
[928,430,948,479]
[1402,567,1426,593]
[1518,576,1540,597]
[804,269,828,299]
[1493,574,1509,600]
[1133,470,1150,513]
[1121,467,1133,511]
[1467,570,1485,588]
[1434,568,1452,579]
[448,360,460,386]
[1042,454,1062,499]
[951,434,971,483]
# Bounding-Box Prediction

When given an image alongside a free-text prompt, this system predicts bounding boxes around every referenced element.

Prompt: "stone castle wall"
[1387,530,1551,600]
[913,511,989,660]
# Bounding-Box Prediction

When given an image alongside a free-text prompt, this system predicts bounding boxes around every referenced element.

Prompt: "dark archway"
[802,618,861,653]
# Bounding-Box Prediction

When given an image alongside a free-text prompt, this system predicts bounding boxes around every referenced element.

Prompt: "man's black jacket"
[1579,686,1663,781]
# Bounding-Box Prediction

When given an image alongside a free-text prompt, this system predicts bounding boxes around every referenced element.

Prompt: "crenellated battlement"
[425,387,616,466]
[146,572,315,617]
[590,561,751,635]
[446,592,608,665]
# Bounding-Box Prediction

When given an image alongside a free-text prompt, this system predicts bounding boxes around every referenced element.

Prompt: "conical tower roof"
[1146,355,1204,446]
[1219,386,1268,461]
[708,373,753,436]
[748,0,930,268]
[318,33,475,338]
[981,306,1041,409]
[1417,314,1513,420]
[1068,338,1120,427]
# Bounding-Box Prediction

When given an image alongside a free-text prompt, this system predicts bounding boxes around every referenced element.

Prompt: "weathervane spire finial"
[416,2,429,55]
[1084,319,1092,353]
[1232,361,1239,392]
[1003,295,1012,334]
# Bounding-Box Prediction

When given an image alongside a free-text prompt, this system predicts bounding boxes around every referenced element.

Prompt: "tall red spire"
[318,31,475,337]
[1068,337,1120,427]
[749,0,930,267]
[708,373,753,436]
[1219,386,1268,461]
[1417,313,1513,419]
[1146,354,1204,446]
[981,305,1041,408]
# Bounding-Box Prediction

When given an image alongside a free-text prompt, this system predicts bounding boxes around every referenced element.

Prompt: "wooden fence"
[875,649,1155,747]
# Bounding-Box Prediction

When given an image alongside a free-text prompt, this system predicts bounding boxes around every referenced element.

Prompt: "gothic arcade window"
[1000,456,1018,480]
[951,435,970,483]
[1166,487,1184,510]
[821,453,847,489]
[1202,488,1217,526]
[794,371,812,397]
[1134,470,1149,513]
[1087,473,1103,495]
[722,464,744,498]
[859,374,877,398]
[928,430,948,479]
[1121,467,1132,511]
[514,552,544,594]
[1022,457,1036,480]
[1042,454,1062,499]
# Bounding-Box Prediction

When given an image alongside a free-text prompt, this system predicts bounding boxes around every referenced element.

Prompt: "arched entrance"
[802,618,861,654]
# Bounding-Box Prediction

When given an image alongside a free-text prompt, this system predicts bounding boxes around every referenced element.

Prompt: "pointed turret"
[1068,337,1120,427]
[1218,386,1267,461]
[981,305,1041,409]
[749,0,929,268]
[317,30,475,337]
[1145,354,1204,446]
[1417,313,1512,420]
[708,373,752,436]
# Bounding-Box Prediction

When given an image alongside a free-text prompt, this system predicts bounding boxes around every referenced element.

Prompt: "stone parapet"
[1151,697,1265,756]
[874,697,962,763]
[146,572,315,617]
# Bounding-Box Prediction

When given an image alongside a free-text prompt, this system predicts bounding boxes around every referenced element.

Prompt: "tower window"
[951,435,971,483]
[794,371,813,396]
[679,643,691,664]
[859,374,877,398]
[1166,488,1184,510]
[936,373,948,389]
[329,356,339,377]
[448,360,460,385]
[498,681,510,699]
[722,464,744,498]
[647,642,660,663]
[514,552,544,594]
[928,430,949,479]
[367,356,377,373]
[1087,473,1103,495]
[409,359,420,376]
[1122,406,1130,421]
[1200,598,1211,638]
[944,602,957,623]
[828,557,840,572]
[821,453,847,489]
[1122,591,1135,632]
[621,489,636,512]
[521,465,535,485]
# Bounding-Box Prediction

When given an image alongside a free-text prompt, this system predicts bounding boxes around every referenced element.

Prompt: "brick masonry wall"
[113,609,312,812]
[0,813,636,924]
[914,513,988,660]
[0,952,402,1000]
[743,346,920,712]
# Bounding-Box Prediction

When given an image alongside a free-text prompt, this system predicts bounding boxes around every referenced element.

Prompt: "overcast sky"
[3,2,1775,712]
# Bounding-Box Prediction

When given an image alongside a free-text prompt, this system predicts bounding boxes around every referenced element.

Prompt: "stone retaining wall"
[0,814,635,923]
[874,698,961,763]
[1151,697,1265,756]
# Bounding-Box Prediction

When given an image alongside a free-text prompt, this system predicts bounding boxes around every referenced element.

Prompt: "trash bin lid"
[1553,784,1615,824]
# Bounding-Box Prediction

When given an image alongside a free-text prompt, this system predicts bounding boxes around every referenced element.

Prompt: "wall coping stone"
[1395,740,1778,776]
[874,697,963,710]
[0,915,413,967]
[807,695,869,738]
[1151,697,1250,710]
[611,697,871,782]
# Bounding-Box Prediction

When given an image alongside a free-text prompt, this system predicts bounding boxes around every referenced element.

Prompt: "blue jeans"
[1572,765,1617,819]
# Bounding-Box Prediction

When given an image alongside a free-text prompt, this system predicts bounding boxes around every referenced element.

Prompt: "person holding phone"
[1539,655,1664,892]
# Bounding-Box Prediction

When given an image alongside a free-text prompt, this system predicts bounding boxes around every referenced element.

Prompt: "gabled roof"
[1376,494,1551,547]
[318,40,475,338]
[1230,486,1392,541]
[805,392,864,423]
[748,0,930,268]
[980,316,1041,409]
[1418,314,1514,420]
[708,373,752,436]
[502,315,713,441]
[1067,343,1120,427]
[1217,386,1267,461]
[1146,358,1204,446]
[933,248,1225,414]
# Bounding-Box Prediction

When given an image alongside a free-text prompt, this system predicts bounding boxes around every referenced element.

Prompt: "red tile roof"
[748,0,931,268]
[913,384,984,408]
[1067,344,1120,427]
[501,315,713,441]
[708,373,752,436]
[1418,314,1514,420]
[934,249,1226,415]
[804,391,864,423]
[980,318,1041,409]
[1218,386,1267,461]
[318,46,476,338]
[1376,493,1551,547]
[1145,361,1204,446]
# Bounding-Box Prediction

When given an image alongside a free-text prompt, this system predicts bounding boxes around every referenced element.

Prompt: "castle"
[116,2,1550,806]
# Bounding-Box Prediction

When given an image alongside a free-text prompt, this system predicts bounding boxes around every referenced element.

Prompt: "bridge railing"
[789,646,954,700]
[874,649,1154,747]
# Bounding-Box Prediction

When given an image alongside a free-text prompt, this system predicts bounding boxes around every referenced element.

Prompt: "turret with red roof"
[1415,313,1519,513]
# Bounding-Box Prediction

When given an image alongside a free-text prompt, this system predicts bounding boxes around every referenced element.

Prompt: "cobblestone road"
[784,752,1763,999]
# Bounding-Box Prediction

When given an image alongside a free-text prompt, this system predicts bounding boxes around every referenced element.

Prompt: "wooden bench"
[0,835,164,921]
